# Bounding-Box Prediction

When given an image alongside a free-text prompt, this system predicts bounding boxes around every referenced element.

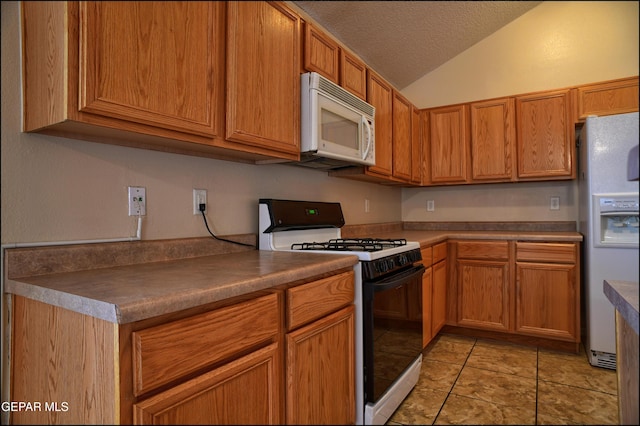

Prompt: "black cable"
[200,209,255,248]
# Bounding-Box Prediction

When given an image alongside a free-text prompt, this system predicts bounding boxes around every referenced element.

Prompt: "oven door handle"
[371,264,425,292]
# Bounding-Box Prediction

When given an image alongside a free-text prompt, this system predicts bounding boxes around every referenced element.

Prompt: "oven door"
[363,264,425,404]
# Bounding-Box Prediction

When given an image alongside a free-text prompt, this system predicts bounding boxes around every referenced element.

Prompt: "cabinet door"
[457,259,510,331]
[428,104,469,183]
[134,343,281,425]
[303,23,339,83]
[226,1,300,158]
[422,266,434,348]
[516,89,574,179]
[470,97,516,181]
[515,262,578,341]
[340,51,367,100]
[366,70,393,177]
[411,106,423,184]
[392,91,413,181]
[431,259,447,337]
[78,1,224,138]
[286,306,355,425]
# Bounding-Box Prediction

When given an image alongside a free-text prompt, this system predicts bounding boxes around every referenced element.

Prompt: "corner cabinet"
[515,89,575,180]
[427,104,470,184]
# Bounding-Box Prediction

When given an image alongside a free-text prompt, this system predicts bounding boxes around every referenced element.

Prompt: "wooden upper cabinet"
[515,89,574,180]
[340,51,367,100]
[420,110,432,185]
[469,97,516,182]
[392,91,413,181]
[303,23,340,83]
[78,2,224,137]
[411,106,422,184]
[226,1,300,159]
[574,76,639,122]
[366,70,394,177]
[428,104,469,184]
[23,1,225,139]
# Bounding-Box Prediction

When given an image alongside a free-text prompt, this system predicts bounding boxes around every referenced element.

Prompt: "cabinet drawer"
[132,293,279,396]
[516,242,576,264]
[433,242,447,263]
[421,246,433,266]
[457,241,509,260]
[287,271,354,330]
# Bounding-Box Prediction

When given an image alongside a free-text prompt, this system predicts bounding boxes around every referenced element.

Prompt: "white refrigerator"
[578,112,639,369]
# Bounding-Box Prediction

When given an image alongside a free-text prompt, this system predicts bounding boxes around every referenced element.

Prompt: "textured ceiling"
[293,1,543,89]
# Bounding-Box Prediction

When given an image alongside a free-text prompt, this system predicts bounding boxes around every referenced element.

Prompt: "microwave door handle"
[362,117,372,161]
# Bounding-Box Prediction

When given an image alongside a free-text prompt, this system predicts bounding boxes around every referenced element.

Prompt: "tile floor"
[387,333,619,425]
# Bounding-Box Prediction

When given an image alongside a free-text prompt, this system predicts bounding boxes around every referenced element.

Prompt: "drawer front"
[287,270,354,330]
[516,242,576,264]
[421,246,433,266]
[132,293,279,396]
[457,241,509,260]
[433,242,447,263]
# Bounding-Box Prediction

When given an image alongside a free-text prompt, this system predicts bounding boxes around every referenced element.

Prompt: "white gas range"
[258,199,424,425]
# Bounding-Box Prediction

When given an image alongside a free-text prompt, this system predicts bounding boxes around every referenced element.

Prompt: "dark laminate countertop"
[5,250,359,324]
[604,279,639,334]
[4,226,582,326]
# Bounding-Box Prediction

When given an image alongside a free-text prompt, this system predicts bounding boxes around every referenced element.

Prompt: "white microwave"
[300,72,375,168]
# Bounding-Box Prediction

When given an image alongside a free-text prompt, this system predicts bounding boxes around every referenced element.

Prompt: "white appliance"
[578,112,640,369]
[299,72,375,169]
[258,199,423,425]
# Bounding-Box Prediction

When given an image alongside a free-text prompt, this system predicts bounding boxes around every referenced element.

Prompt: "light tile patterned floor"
[387,333,619,425]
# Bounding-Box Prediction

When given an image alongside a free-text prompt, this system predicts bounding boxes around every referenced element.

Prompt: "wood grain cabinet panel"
[470,97,516,182]
[574,76,639,121]
[225,1,301,158]
[303,23,340,83]
[515,89,574,180]
[428,104,469,184]
[286,305,355,424]
[340,51,367,100]
[132,293,279,396]
[515,242,580,342]
[134,343,281,425]
[392,91,413,181]
[366,70,394,177]
[411,106,423,184]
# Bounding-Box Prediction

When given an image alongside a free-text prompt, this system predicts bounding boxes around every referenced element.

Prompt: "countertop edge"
[603,279,639,335]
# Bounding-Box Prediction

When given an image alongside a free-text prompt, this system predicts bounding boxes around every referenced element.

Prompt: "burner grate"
[291,238,407,252]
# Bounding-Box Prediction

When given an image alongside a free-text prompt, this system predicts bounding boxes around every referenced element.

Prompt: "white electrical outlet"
[128,186,146,216]
[550,196,560,210]
[193,189,207,215]
[427,200,435,211]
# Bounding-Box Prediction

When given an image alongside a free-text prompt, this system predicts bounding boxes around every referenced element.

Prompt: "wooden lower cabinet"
[9,269,356,425]
[455,241,510,332]
[515,242,580,342]
[447,240,580,349]
[421,242,447,347]
[134,343,281,424]
[284,270,356,425]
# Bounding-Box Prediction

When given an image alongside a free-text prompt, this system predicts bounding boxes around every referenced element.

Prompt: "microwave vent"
[315,73,375,117]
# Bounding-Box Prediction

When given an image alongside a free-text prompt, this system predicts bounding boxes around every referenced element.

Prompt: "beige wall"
[2,1,639,246]
[401,0,638,224]
[0,2,400,244]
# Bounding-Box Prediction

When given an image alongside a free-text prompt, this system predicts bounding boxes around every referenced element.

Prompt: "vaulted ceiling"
[292,1,543,89]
